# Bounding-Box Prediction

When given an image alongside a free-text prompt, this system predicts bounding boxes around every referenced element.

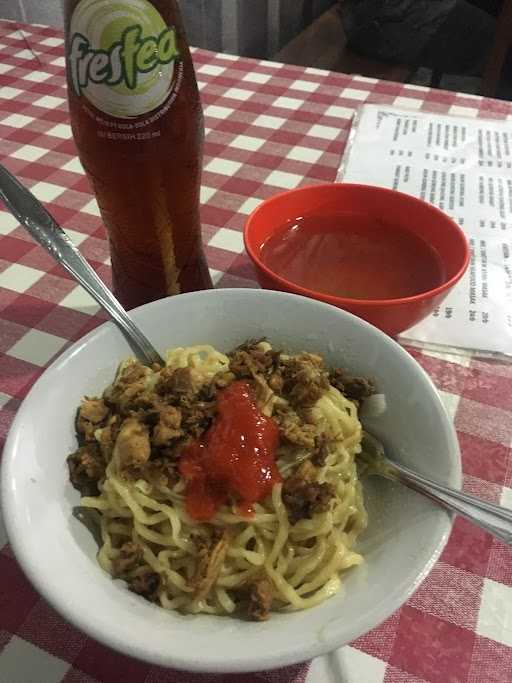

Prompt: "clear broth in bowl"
[260,212,445,301]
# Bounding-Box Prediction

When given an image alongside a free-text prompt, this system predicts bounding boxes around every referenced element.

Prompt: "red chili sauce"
[260,212,445,300]
[179,381,281,521]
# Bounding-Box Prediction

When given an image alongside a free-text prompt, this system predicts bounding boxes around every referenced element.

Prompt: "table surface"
[0,18,512,683]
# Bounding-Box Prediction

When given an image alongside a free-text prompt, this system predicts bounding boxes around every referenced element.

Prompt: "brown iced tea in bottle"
[64,0,212,309]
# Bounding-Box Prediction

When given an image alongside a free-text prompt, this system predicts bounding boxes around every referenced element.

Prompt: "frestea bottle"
[64,0,213,309]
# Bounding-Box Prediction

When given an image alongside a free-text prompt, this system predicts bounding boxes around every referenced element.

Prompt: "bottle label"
[68,0,180,119]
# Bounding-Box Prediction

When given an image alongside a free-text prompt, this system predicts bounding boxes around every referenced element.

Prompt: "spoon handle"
[0,164,164,367]
[387,459,512,545]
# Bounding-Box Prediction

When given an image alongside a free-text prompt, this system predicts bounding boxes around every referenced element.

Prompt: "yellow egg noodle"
[79,343,367,617]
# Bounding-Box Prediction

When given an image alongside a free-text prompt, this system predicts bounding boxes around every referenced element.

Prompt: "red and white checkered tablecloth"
[0,18,512,683]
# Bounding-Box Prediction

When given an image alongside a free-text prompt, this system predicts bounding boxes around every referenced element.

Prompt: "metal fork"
[362,432,512,545]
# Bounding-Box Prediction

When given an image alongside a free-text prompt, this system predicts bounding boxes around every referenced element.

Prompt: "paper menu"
[338,104,512,358]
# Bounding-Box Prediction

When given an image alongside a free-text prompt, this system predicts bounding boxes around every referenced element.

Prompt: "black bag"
[340,0,456,64]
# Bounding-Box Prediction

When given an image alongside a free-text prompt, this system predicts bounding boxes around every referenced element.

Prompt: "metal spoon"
[362,431,512,545]
[0,163,164,366]
[2,164,511,545]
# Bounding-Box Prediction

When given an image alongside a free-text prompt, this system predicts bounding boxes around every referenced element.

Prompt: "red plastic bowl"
[244,183,470,337]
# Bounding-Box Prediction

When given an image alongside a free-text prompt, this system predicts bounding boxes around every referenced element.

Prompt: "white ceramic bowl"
[1,289,460,673]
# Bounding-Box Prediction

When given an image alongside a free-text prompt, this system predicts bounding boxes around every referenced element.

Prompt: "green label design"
[69,0,180,119]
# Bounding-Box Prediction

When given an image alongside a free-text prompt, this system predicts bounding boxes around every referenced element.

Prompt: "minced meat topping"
[281,460,336,524]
